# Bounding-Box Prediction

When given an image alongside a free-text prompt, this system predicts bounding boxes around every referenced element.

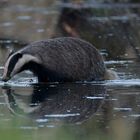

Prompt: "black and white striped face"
[2,52,40,82]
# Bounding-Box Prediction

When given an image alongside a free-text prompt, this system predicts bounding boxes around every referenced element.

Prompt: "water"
[0,1,140,140]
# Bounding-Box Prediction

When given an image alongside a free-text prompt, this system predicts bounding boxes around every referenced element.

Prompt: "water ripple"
[86,96,104,100]
[106,79,140,87]
[45,113,80,118]
[61,3,140,9]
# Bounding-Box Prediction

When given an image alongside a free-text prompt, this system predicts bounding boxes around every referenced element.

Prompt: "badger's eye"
[17,53,23,58]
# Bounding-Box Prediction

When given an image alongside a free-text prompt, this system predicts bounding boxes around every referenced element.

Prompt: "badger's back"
[20,37,106,81]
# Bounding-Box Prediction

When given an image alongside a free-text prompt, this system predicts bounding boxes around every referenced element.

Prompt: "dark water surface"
[0,1,140,140]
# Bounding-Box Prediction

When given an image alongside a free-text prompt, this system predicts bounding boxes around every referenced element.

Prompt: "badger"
[2,37,117,83]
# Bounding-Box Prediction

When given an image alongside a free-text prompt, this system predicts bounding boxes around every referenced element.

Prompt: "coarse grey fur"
[2,37,114,82]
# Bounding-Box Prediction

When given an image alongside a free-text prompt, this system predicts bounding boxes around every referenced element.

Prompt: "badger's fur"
[2,37,116,83]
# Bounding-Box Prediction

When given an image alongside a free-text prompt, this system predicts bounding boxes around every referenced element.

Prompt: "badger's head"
[2,51,40,82]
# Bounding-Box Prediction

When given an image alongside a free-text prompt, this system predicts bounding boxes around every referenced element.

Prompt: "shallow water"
[0,1,140,140]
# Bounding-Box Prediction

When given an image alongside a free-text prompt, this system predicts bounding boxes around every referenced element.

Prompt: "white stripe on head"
[11,54,41,77]
[3,52,41,79]
[3,52,17,79]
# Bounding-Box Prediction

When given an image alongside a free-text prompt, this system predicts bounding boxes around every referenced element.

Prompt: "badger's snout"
[2,75,10,82]
[2,67,10,82]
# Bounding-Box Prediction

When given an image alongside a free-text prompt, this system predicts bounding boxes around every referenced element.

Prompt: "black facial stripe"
[7,53,23,76]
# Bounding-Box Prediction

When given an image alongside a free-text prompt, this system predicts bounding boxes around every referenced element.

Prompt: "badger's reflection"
[2,83,106,124]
